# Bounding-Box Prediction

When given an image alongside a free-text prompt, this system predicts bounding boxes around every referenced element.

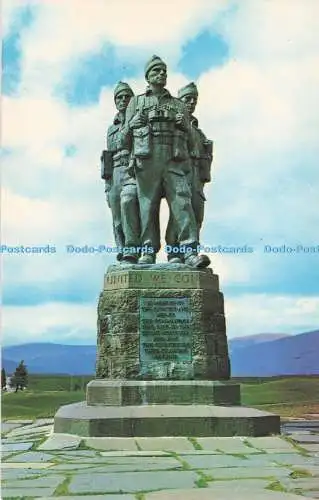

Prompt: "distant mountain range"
[2,330,318,376]
[230,330,319,376]
[2,343,96,375]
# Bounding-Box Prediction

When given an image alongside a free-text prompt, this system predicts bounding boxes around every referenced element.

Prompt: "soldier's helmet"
[144,55,167,78]
[114,81,134,100]
[178,82,198,99]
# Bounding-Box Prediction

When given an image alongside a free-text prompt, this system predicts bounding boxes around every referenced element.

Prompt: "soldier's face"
[147,64,167,87]
[115,91,132,111]
[181,94,198,114]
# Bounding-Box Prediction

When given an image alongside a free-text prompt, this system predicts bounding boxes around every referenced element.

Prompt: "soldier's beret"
[144,55,167,77]
[114,81,134,99]
[178,82,198,99]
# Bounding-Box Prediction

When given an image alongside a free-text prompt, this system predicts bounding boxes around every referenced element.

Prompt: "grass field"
[2,375,319,420]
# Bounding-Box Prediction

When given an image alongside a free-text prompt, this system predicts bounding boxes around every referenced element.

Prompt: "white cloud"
[11,0,229,93]
[218,0,319,63]
[226,294,319,339]
[2,294,318,346]
[2,302,97,346]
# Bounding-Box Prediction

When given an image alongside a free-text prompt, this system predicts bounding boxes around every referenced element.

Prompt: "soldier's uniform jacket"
[189,115,213,184]
[121,87,195,173]
[103,112,131,179]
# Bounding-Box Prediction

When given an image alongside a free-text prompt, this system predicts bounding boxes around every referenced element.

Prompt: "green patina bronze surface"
[101,56,212,268]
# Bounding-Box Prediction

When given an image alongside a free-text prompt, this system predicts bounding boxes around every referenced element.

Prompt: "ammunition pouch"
[133,125,151,158]
[198,140,213,183]
[101,150,113,180]
[112,149,130,168]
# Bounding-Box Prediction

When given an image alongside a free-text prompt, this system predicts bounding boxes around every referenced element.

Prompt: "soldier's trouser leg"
[108,166,126,254]
[165,212,178,260]
[120,180,141,256]
[165,166,202,260]
[191,169,205,240]
[135,154,164,254]
[163,165,198,253]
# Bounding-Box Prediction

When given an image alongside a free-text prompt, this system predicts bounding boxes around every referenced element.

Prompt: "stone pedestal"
[54,264,280,437]
[96,265,230,380]
[86,380,241,406]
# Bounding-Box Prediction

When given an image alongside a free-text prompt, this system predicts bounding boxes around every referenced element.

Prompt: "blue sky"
[2,0,319,346]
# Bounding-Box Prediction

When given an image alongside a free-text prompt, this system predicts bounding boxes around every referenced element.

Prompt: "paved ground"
[1,419,319,499]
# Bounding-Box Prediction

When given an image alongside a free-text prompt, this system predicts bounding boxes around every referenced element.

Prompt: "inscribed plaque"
[139,297,192,363]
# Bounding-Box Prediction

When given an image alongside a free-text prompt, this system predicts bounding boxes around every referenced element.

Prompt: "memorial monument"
[54,56,280,437]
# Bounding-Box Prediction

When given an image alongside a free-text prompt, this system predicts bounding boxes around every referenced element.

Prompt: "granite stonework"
[96,266,230,380]
[54,266,280,437]
[86,380,241,406]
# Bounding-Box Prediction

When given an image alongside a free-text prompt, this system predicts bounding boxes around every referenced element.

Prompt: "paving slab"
[1,422,24,434]
[1,451,20,459]
[1,462,54,469]
[2,487,58,498]
[178,454,246,469]
[37,433,81,450]
[4,451,56,462]
[202,466,293,479]
[84,437,139,451]
[39,496,136,500]
[207,478,272,489]
[77,456,183,472]
[281,477,319,491]
[302,492,319,499]
[136,437,195,452]
[4,474,64,488]
[301,444,319,455]
[145,488,318,499]
[1,441,33,452]
[294,465,319,477]
[26,418,55,427]
[246,437,298,452]
[291,434,319,444]
[246,453,319,467]
[196,437,262,453]
[6,424,53,437]
[97,450,170,457]
[69,470,198,494]
[3,435,45,443]
[46,463,102,471]
[53,449,99,458]
[99,455,182,467]
[4,419,34,424]
[1,468,54,480]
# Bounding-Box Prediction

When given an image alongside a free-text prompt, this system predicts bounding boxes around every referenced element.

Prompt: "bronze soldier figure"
[166,82,213,261]
[120,55,209,268]
[101,82,139,261]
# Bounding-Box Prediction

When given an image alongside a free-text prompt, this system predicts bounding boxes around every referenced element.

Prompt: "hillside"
[2,330,318,376]
[229,333,290,353]
[2,343,96,375]
[231,330,319,376]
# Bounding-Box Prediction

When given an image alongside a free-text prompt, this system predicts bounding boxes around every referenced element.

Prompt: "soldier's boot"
[138,253,156,264]
[185,253,211,269]
[167,254,184,264]
[122,253,139,264]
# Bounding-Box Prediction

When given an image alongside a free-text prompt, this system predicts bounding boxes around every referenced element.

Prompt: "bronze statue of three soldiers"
[101,55,213,269]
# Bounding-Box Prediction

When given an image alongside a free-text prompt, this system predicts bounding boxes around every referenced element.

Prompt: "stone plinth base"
[54,401,280,437]
[87,380,241,406]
